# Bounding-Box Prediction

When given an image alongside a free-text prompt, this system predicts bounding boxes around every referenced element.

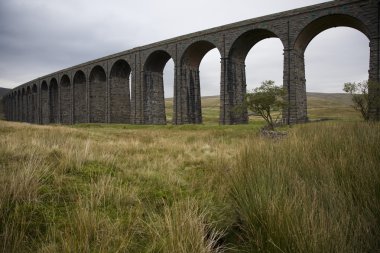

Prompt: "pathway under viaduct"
[3,0,380,124]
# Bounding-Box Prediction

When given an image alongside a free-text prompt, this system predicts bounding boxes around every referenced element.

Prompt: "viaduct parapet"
[3,0,380,125]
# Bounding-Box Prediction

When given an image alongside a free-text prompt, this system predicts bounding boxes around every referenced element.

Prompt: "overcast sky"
[0,0,370,96]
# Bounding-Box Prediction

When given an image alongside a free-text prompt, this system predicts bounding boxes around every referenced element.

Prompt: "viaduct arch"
[3,0,380,124]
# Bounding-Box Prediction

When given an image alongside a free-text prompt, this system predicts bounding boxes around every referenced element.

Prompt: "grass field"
[1,93,379,252]
[165,93,360,124]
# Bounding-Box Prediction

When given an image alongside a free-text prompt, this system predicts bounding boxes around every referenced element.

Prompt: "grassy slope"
[1,93,378,253]
[166,93,360,123]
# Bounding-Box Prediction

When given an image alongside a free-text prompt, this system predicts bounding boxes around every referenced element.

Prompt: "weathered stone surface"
[49,79,59,124]
[73,71,87,124]
[3,0,380,124]
[60,75,72,124]
[89,66,107,123]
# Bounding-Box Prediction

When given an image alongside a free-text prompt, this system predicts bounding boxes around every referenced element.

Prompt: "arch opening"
[180,40,221,124]
[60,75,72,124]
[110,60,131,123]
[49,78,59,123]
[304,27,369,120]
[291,14,371,122]
[89,66,106,123]
[198,48,221,124]
[228,29,284,124]
[143,50,173,124]
[73,70,87,123]
[163,59,175,122]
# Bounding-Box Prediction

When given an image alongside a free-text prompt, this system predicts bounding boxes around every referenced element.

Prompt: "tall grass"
[0,120,379,252]
[0,121,237,252]
[146,199,224,253]
[230,122,380,252]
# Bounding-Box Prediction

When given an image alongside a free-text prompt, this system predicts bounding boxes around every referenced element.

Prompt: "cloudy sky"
[0,0,370,97]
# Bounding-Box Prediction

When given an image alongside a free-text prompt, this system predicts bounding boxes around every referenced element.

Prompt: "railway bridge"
[3,0,380,124]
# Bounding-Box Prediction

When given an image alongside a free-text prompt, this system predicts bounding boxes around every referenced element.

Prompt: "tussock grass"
[230,122,380,252]
[146,199,225,253]
[0,121,241,252]
[0,118,378,252]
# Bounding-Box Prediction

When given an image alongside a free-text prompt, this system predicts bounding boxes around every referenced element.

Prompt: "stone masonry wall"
[41,86,49,124]
[74,73,87,123]
[89,68,107,123]
[143,71,166,124]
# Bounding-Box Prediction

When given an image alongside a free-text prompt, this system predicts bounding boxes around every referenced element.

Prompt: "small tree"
[244,80,286,130]
[343,80,380,121]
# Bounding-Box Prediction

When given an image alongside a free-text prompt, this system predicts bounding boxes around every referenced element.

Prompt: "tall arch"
[227,29,283,124]
[179,40,221,124]
[110,60,131,123]
[26,86,32,123]
[41,81,49,124]
[73,70,87,123]
[49,78,59,123]
[60,75,72,124]
[9,95,13,121]
[143,50,173,124]
[286,14,372,123]
[20,87,27,122]
[89,65,106,123]
[32,84,38,123]
[13,93,17,121]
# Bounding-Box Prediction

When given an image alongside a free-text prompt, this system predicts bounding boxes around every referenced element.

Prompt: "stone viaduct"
[3,0,380,125]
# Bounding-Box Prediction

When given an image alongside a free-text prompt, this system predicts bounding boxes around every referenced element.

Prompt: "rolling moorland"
[0,93,379,252]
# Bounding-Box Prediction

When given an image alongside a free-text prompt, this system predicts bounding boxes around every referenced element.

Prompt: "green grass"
[165,93,360,124]
[0,93,378,253]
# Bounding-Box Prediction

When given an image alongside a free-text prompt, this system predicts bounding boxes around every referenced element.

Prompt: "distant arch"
[89,65,107,123]
[143,50,173,124]
[110,59,131,123]
[60,75,72,124]
[181,40,220,68]
[49,78,59,123]
[229,29,283,62]
[41,81,49,124]
[26,86,32,123]
[180,40,221,124]
[73,70,87,123]
[32,84,38,123]
[17,90,21,121]
[23,87,27,122]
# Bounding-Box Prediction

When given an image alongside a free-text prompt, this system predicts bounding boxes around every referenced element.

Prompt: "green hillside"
[166,92,359,123]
